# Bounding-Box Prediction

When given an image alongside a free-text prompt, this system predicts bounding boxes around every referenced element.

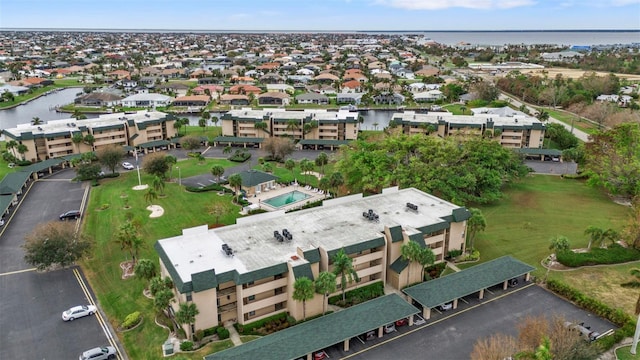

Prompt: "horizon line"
[1,28,639,33]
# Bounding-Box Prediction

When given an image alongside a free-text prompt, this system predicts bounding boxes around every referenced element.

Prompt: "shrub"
[235,313,288,335]
[229,151,251,163]
[216,327,230,339]
[460,249,480,262]
[556,244,640,267]
[185,183,233,193]
[328,281,384,307]
[180,341,193,351]
[121,311,142,329]
[203,326,218,337]
[446,249,463,259]
[193,329,204,342]
[424,262,447,280]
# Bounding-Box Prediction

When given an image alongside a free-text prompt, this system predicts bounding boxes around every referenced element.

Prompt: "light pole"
[176,166,181,186]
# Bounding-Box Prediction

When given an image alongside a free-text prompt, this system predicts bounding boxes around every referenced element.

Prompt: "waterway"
[1,91,395,131]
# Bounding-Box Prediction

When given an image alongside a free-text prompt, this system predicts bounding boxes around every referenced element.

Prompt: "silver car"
[62,304,97,321]
[79,346,116,360]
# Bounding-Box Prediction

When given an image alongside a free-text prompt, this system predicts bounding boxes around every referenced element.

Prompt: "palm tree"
[116,221,145,265]
[144,188,158,205]
[255,121,269,138]
[401,240,421,284]
[72,133,84,153]
[83,134,95,150]
[315,271,337,315]
[460,106,467,115]
[315,152,328,175]
[31,117,42,125]
[6,140,17,152]
[152,176,165,196]
[286,119,299,138]
[584,226,604,251]
[228,173,243,198]
[292,277,315,321]
[211,165,225,182]
[372,122,379,130]
[621,268,640,355]
[300,159,314,184]
[223,145,232,156]
[546,235,570,282]
[198,118,207,132]
[165,155,177,180]
[134,258,157,287]
[175,303,200,341]
[467,208,487,251]
[329,172,344,198]
[285,159,296,179]
[16,144,28,161]
[332,249,359,302]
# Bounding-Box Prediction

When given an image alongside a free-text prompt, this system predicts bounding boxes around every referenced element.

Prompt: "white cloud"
[555,0,640,6]
[376,0,537,10]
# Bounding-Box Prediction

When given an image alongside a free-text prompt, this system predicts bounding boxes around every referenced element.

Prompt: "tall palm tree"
[175,303,199,341]
[228,174,243,198]
[285,159,296,179]
[292,277,315,321]
[72,133,84,153]
[300,159,314,185]
[254,121,268,138]
[315,271,336,315]
[151,176,165,196]
[286,119,299,139]
[165,155,177,180]
[332,249,359,302]
[329,172,344,198]
[621,268,640,355]
[401,240,421,284]
[210,165,224,182]
[16,144,28,161]
[31,117,42,125]
[315,152,328,175]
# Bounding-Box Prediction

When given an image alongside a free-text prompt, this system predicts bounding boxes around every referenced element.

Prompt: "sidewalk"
[446,261,462,272]
[224,321,242,346]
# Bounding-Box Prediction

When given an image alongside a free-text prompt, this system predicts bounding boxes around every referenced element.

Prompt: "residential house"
[218,94,250,106]
[172,95,210,107]
[266,84,294,94]
[336,92,365,105]
[295,93,329,105]
[414,90,444,102]
[257,92,291,106]
[120,93,173,108]
[74,92,123,107]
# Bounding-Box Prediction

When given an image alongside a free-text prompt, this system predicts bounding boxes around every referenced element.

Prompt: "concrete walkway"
[224,321,242,346]
[446,261,462,272]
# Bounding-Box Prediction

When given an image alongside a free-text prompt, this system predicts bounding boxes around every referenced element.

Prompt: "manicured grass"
[81,168,243,359]
[473,175,630,280]
[443,104,472,115]
[172,157,237,178]
[0,85,59,108]
[0,142,18,180]
[54,78,90,87]
[615,345,640,360]
[543,108,599,134]
[180,125,221,139]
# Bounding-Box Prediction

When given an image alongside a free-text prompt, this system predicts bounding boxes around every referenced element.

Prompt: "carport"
[213,136,263,148]
[21,158,68,179]
[403,256,535,320]
[297,139,350,151]
[516,148,563,161]
[204,294,418,360]
[137,139,172,153]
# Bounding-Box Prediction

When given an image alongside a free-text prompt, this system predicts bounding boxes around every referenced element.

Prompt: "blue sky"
[1,0,639,30]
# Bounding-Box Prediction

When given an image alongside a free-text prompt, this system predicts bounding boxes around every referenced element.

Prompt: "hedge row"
[235,312,289,335]
[229,152,251,162]
[556,244,640,267]
[185,183,233,193]
[328,281,384,307]
[121,311,142,329]
[546,279,635,350]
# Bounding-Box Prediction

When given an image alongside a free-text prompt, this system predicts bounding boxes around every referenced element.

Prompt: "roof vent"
[221,243,234,257]
[362,209,379,223]
[406,202,418,211]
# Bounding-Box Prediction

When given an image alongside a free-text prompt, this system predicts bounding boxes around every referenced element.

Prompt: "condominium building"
[155,187,470,338]
[391,111,545,149]
[217,108,359,150]
[2,110,177,162]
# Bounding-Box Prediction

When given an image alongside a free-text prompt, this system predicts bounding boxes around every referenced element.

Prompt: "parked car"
[62,304,97,321]
[313,350,329,360]
[564,321,600,342]
[79,346,116,360]
[438,302,453,311]
[508,278,519,287]
[395,318,408,327]
[122,162,134,170]
[414,315,426,326]
[384,323,396,333]
[551,156,560,162]
[359,330,376,341]
[59,210,81,221]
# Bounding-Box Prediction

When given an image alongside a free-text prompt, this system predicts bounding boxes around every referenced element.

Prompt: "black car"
[59,210,81,221]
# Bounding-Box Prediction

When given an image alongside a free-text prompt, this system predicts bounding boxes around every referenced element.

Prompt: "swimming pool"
[262,190,311,208]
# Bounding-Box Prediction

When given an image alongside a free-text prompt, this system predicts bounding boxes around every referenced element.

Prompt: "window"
[186,293,192,301]
[248,295,255,301]
[249,311,255,316]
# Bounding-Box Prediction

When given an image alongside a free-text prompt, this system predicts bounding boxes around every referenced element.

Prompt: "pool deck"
[244,183,328,213]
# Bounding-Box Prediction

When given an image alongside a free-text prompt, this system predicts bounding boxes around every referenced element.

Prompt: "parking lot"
[0,169,122,360]
[339,285,614,360]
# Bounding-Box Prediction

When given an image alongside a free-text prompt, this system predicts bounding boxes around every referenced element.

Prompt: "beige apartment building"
[2,110,177,162]
[391,111,545,149]
[218,108,359,149]
[155,187,470,338]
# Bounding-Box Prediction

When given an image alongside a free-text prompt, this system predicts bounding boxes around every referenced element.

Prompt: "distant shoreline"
[1,28,638,33]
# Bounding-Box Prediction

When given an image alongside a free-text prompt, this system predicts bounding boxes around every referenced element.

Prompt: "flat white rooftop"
[158,187,463,284]
[392,111,542,127]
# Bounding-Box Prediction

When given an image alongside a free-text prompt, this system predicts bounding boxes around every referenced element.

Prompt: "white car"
[122,162,134,170]
[384,323,396,333]
[62,304,97,321]
[79,346,116,360]
[414,315,427,326]
[438,302,453,311]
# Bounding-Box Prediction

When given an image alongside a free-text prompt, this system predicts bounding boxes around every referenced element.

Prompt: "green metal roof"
[389,256,409,274]
[238,263,289,285]
[0,172,31,195]
[237,170,279,188]
[452,208,471,222]
[327,237,385,260]
[303,248,320,263]
[408,233,426,247]
[292,263,314,281]
[20,158,66,173]
[137,139,170,148]
[388,225,404,243]
[418,221,450,235]
[403,256,536,308]
[155,241,192,293]
[0,194,14,215]
[204,293,418,360]
[192,269,218,292]
[515,148,562,156]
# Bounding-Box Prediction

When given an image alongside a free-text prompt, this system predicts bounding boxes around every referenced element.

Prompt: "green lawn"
[81,167,242,359]
[473,175,630,280]
[542,108,599,134]
[616,346,640,360]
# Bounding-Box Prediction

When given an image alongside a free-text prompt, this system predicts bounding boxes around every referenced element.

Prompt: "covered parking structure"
[213,136,263,149]
[515,148,563,161]
[297,139,350,151]
[204,294,418,360]
[403,256,535,320]
[21,157,69,180]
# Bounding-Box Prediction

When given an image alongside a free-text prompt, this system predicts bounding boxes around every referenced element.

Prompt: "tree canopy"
[97,145,125,174]
[142,152,170,179]
[23,221,91,270]
[335,134,529,205]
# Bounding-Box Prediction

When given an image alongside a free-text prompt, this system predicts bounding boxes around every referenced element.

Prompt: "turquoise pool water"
[263,190,311,208]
